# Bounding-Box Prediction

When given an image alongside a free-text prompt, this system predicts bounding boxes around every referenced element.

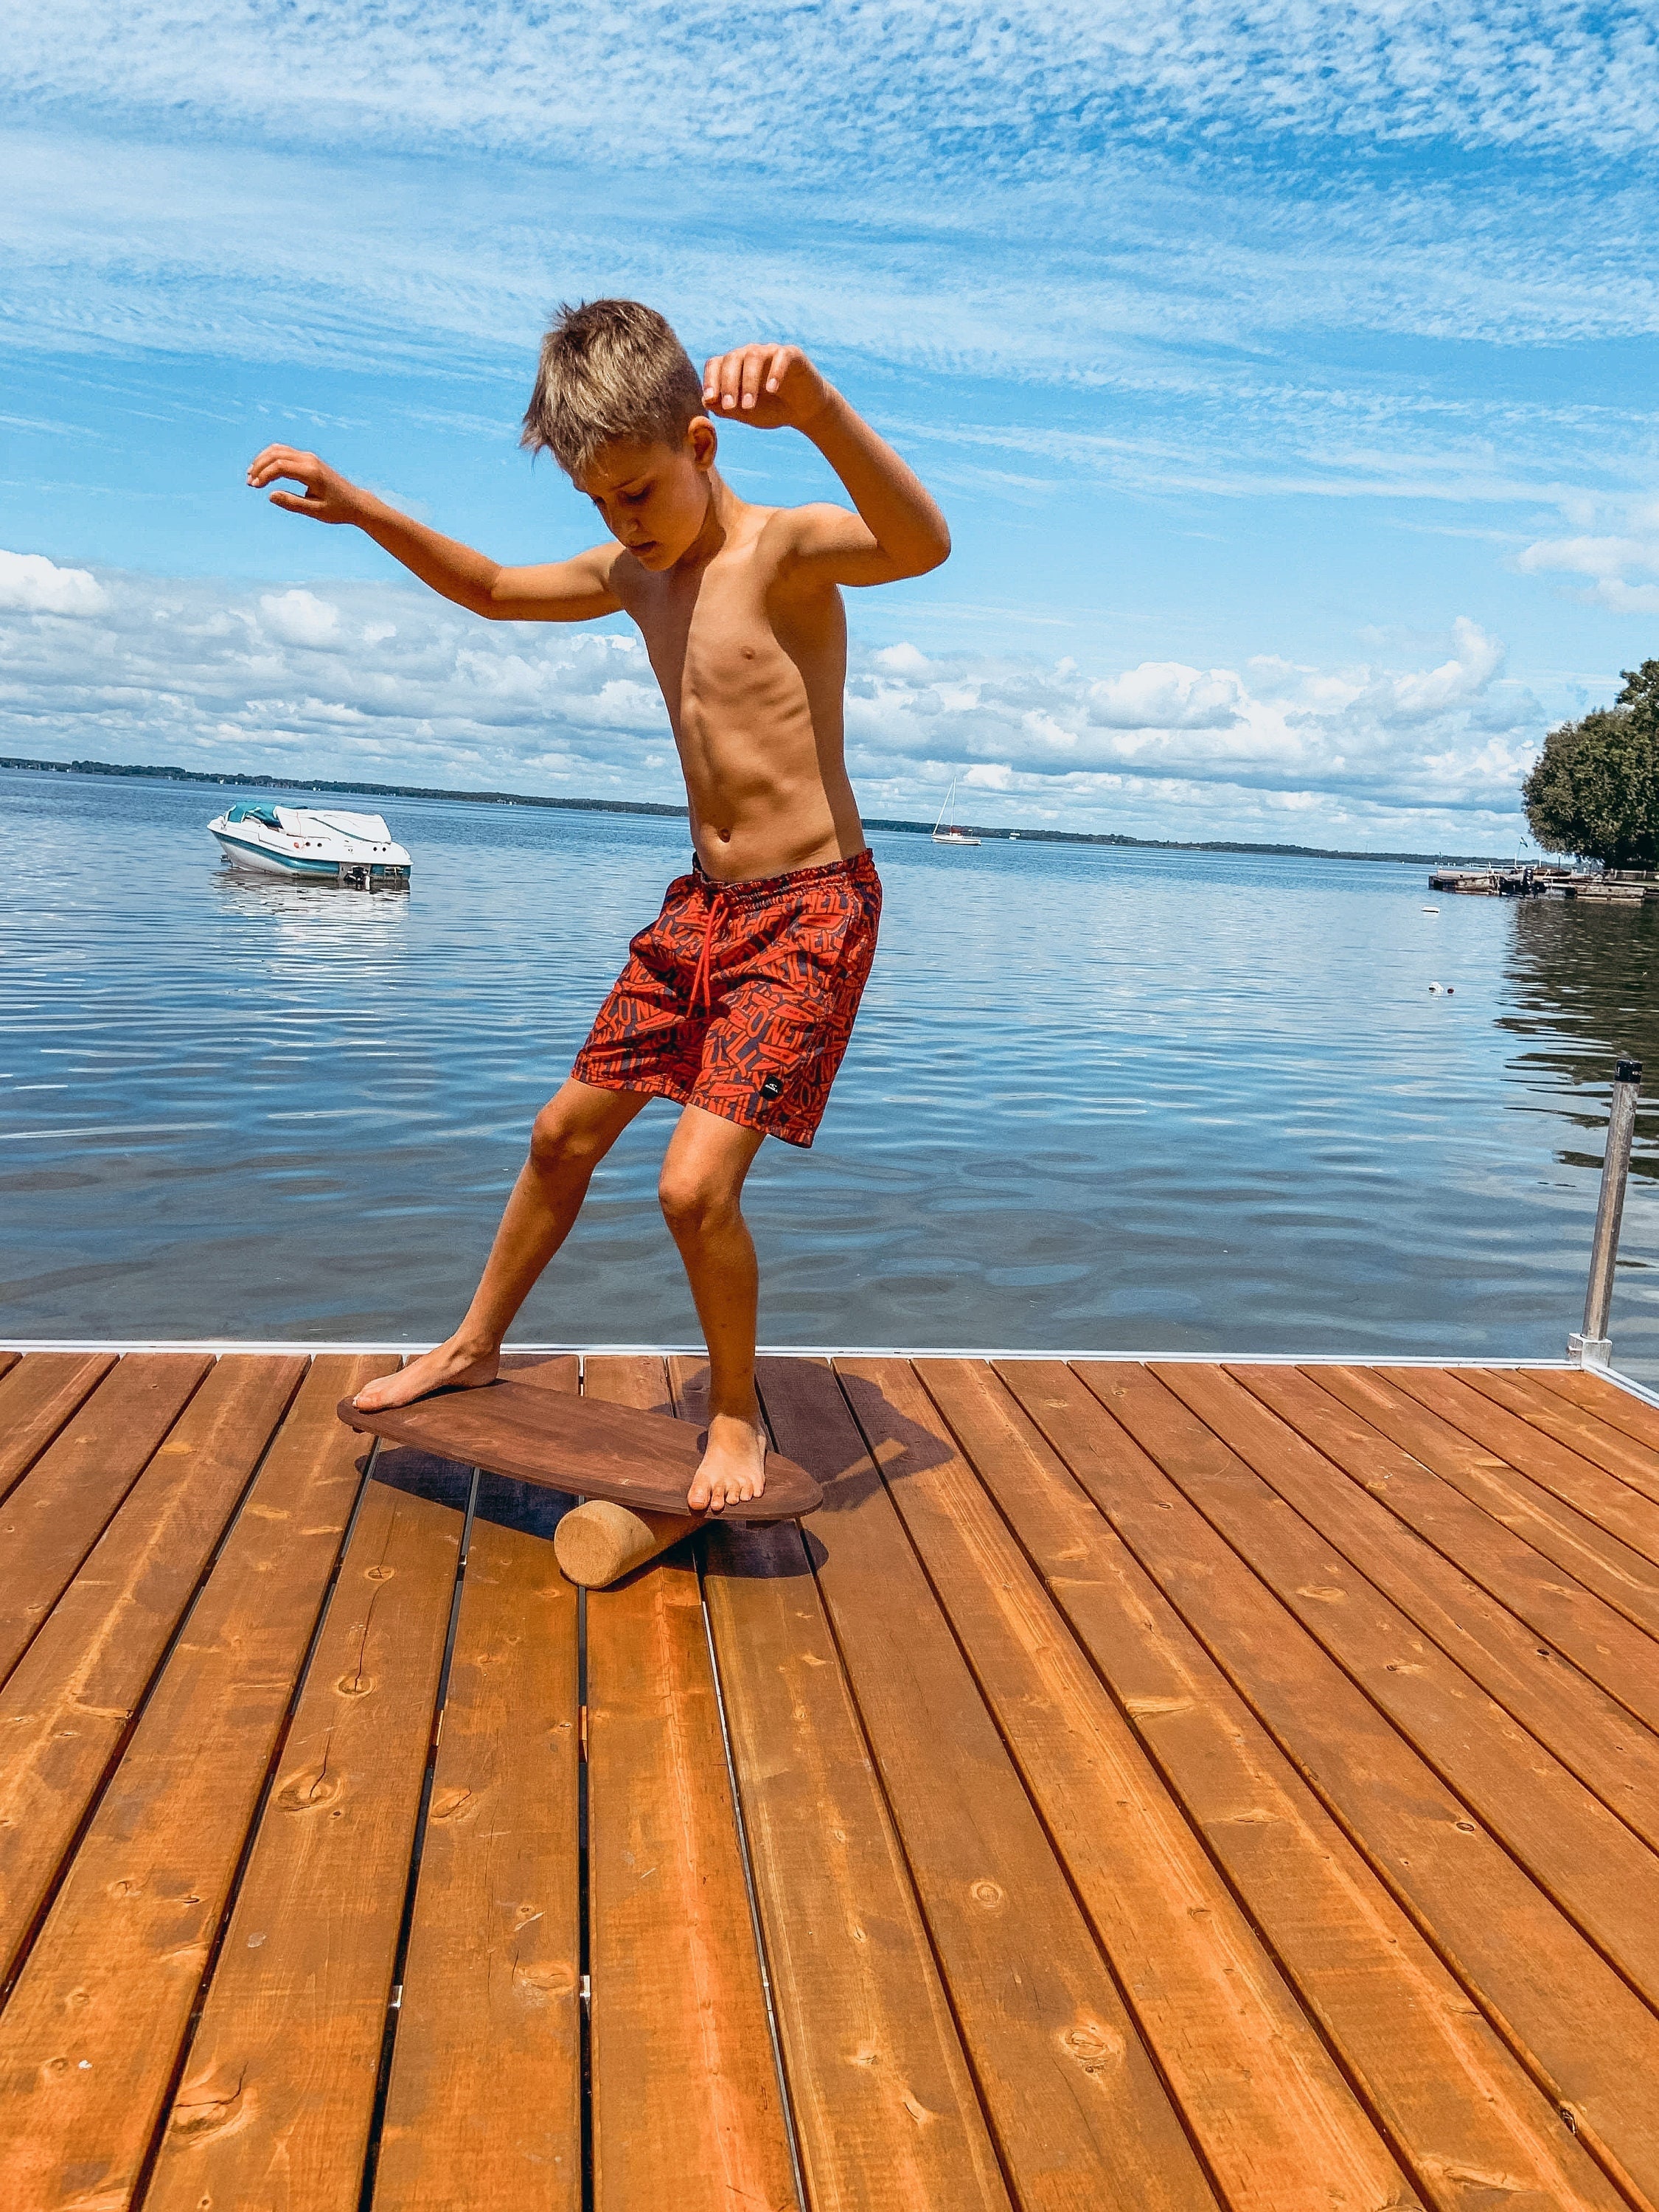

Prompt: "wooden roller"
[554,1499,700,1588]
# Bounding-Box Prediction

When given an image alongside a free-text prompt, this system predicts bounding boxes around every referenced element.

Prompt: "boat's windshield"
[225,803,281,827]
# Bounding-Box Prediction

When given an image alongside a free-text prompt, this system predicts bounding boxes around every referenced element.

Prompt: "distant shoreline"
[1,753,1509,866]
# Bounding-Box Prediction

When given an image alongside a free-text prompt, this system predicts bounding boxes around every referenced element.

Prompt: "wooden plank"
[1231,1363,1659,1742]
[1531,1367,1659,1460]
[373,1422,582,2205]
[0,1351,18,1385]
[0,1352,115,1503]
[1036,1360,1659,2208]
[1107,1361,1659,2013]
[764,1356,1219,2212]
[501,1352,582,1396]
[1315,1366,1659,1644]
[1457,1368,1659,1511]
[1384,1367,1659,1571]
[0,1354,307,1985]
[1191,1363,1659,1852]
[0,1354,211,1686]
[986,1359,1626,2212]
[0,1354,396,2210]
[582,1353,798,2212]
[861,1355,1416,2212]
[142,1442,471,2212]
[682,1354,1011,2212]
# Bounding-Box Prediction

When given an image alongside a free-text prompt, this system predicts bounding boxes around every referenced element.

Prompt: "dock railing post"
[1569,1056,1643,1368]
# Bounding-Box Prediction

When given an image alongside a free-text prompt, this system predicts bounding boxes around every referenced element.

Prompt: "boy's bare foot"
[689,1408,768,1513]
[352,1337,500,1413]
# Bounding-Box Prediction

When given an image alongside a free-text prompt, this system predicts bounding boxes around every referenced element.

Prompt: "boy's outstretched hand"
[246,444,367,524]
[702,344,832,432]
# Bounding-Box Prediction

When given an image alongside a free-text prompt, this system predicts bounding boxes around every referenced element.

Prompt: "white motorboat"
[208,802,412,887]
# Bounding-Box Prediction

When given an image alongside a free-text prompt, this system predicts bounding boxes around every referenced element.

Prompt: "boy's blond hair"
[521,299,706,480]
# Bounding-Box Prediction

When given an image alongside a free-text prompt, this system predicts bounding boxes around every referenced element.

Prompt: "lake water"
[3,765,1656,1380]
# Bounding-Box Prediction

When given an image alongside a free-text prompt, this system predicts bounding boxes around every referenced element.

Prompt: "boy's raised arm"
[701,346,950,588]
[245,445,622,622]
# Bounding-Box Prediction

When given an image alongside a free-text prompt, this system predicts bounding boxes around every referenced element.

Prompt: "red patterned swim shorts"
[571,850,882,1149]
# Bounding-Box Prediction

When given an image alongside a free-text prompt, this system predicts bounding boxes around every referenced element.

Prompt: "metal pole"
[1569,1056,1643,1368]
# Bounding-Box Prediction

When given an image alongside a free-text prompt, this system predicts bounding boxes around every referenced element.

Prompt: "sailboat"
[932,777,981,847]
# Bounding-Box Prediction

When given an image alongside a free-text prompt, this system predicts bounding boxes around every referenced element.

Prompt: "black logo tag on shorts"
[759,1074,785,1101]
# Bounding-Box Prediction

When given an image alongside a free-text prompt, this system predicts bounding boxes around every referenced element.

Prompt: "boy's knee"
[529,1102,606,1175]
[658,1166,738,1237]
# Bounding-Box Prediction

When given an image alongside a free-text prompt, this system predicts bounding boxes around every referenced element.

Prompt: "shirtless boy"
[246,299,949,1510]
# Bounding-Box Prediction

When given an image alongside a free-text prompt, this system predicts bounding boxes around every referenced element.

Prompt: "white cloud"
[4,123,1655,389]
[1088,663,1242,730]
[3,0,1658,422]
[1,114,1646,615]
[258,589,342,647]
[1377,616,1505,721]
[844,615,1532,812]
[874,642,931,677]
[1517,507,1659,614]
[0,549,107,616]
[8,3,1656,169]
[0,557,672,799]
[0,552,1554,846]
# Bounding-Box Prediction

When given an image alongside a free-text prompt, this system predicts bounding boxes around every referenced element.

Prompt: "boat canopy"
[274,807,393,844]
[225,803,281,827]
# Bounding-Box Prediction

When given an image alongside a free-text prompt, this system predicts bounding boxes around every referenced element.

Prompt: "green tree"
[1523,658,1659,868]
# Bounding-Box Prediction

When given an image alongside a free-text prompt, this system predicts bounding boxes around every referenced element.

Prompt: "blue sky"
[3,2,1657,848]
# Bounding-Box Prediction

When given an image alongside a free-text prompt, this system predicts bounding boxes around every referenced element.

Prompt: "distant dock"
[1430,861,1658,901]
[3,1341,1658,2206]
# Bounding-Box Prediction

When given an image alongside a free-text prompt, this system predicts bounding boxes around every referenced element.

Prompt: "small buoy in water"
[1446,985,1454,995]
[1422,905,1440,914]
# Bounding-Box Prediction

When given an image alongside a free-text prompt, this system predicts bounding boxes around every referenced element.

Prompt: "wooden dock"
[2,1346,1659,2210]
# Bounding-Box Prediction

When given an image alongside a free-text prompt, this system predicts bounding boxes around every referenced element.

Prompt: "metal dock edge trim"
[0,1337,1607,1370]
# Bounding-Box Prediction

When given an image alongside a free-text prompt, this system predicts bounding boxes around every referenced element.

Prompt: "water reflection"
[211,865,410,916]
[1499,901,1658,1180]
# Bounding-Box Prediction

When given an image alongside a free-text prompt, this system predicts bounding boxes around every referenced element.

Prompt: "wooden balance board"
[337,1379,821,1523]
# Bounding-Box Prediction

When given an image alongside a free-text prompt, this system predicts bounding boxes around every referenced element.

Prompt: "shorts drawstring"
[689,881,723,1015]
